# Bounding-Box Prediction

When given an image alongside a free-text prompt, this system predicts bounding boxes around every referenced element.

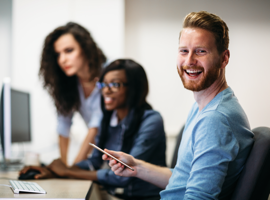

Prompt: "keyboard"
[9,180,47,194]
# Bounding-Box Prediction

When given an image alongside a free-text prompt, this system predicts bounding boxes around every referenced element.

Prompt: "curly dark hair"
[39,22,106,115]
[97,59,152,154]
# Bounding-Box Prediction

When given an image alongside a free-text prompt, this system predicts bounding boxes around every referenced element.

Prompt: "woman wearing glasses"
[21,59,166,200]
[39,22,106,165]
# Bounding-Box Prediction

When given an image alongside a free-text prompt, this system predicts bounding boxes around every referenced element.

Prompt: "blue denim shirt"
[76,109,166,198]
[160,87,254,200]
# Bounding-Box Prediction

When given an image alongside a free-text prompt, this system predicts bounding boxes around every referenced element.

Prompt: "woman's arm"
[19,165,58,179]
[19,159,98,180]
[57,112,73,165]
[48,158,98,180]
[66,165,98,180]
[73,127,98,164]
[59,135,69,165]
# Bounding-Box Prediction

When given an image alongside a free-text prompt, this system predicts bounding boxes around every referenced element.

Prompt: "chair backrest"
[231,126,270,200]
[171,125,185,168]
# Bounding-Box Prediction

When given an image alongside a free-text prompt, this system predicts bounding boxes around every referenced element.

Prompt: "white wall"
[3,0,270,166]
[125,0,270,136]
[0,0,12,83]
[11,0,125,165]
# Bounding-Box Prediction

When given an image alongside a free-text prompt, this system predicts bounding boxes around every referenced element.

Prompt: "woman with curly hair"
[39,22,106,165]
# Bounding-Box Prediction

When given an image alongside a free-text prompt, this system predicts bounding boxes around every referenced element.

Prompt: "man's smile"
[185,69,203,77]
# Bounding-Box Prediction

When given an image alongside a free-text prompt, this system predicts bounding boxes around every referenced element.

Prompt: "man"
[103,11,254,200]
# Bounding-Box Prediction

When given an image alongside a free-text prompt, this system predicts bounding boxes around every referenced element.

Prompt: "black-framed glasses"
[96,82,128,92]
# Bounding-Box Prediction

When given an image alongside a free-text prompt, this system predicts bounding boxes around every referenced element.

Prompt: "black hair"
[98,59,152,153]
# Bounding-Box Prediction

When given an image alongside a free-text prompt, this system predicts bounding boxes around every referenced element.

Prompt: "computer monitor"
[0,78,31,164]
[10,89,31,143]
[0,78,11,160]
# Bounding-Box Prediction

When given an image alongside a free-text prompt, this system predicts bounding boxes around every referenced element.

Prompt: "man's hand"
[19,166,55,179]
[48,158,69,177]
[103,149,172,189]
[102,149,138,177]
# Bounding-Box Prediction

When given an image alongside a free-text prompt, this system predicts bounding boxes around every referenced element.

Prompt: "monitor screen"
[0,86,4,152]
[11,89,31,143]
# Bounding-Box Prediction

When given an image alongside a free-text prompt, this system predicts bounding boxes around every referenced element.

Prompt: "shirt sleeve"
[57,112,74,138]
[75,128,105,170]
[87,93,103,129]
[75,158,95,171]
[87,105,103,129]
[97,111,166,187]
[184,112,239,200]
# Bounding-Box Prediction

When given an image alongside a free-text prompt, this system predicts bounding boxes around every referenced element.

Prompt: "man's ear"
[221,50,230,69]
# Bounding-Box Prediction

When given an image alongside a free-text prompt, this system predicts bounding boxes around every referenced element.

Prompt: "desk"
[0,171,92,199]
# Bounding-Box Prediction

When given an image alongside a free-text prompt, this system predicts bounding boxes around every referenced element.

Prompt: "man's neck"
[194,75,228,111]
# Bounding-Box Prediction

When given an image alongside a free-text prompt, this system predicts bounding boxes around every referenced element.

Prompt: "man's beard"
[177,64,221,92]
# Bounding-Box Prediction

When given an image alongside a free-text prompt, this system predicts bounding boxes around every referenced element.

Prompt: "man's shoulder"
[202,87,246,120]
[195,87,252,141]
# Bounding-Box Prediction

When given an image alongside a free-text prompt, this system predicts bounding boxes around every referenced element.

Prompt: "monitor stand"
[0,158,24,171]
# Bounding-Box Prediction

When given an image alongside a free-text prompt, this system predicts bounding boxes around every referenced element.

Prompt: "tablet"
[89,143,134,171]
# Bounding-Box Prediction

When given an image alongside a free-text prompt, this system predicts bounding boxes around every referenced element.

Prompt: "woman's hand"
[19,166,55,179]
[102,149,138,177]
[47,158,69,177]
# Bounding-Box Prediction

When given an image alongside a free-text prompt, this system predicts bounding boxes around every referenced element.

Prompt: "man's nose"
[186,52,197,66]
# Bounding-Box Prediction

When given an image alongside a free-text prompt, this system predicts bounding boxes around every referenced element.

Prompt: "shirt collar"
[110,110,118,127]
[109,109,134,127]
[77,77,99,100]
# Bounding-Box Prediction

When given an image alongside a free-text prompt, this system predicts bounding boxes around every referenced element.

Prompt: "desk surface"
[0,171,92,199]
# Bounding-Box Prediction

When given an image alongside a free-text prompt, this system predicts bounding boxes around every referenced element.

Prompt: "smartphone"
[89,143,135,171]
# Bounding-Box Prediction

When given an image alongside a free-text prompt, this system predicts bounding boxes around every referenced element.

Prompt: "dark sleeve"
[75,130,104,170]
[97,111,166,187]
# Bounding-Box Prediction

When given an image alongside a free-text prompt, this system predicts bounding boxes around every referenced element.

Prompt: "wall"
[0,0,12,82]
[2,0,270,166]
[125,0,270,136]
[10,0,124,165]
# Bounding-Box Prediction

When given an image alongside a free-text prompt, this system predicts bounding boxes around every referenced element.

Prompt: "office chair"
[230,126,270,200]
[171,125,185,168]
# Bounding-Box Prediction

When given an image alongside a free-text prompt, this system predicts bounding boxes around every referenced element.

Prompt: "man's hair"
[181,11,229,54]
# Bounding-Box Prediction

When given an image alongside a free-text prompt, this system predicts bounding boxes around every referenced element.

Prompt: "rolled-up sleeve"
[75,129,104,170]
[75,159,95,171]
[97,111,166,187]
[57,112,73,138]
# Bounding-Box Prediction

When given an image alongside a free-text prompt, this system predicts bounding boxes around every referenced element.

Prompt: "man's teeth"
[186,69,202,73]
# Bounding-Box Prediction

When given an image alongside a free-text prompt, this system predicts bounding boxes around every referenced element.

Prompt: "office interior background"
[0,0,269,166]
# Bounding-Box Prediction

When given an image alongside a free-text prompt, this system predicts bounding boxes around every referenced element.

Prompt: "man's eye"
[196,49,207,55]
[179,49,188,54]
